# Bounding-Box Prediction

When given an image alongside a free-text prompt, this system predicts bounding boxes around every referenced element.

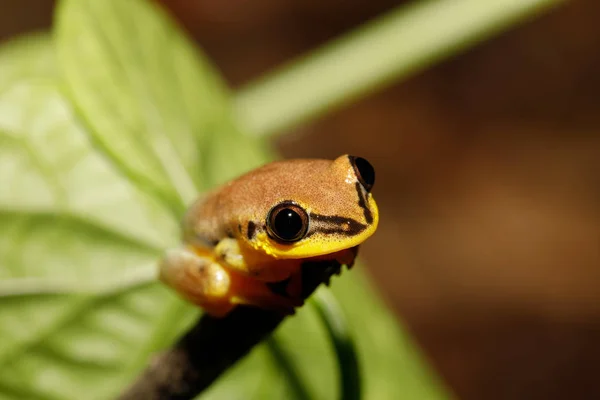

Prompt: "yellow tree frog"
[159,155,378,317]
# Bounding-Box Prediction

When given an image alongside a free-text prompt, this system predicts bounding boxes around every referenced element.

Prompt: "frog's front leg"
[159,246,302,317]
[159,247,236,317]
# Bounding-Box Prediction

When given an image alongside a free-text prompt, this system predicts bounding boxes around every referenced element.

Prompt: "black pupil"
[353,156,375,191]
[273,208,304,241]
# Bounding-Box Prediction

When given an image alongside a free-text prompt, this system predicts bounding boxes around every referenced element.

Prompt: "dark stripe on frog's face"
[307,213,367,237]
[355,182,373,224]
[247,221,257,240]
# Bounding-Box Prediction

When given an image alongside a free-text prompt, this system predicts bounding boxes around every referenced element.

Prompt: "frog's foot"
[160,247,303,317]
[159,247,237,317]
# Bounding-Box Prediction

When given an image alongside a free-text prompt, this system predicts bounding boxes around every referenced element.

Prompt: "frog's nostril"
[349,156,375,192]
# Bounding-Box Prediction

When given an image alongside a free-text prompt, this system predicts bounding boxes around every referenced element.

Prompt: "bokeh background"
[2,1,599,399]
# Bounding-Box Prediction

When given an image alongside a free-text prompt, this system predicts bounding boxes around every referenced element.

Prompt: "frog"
[159,155,378,317]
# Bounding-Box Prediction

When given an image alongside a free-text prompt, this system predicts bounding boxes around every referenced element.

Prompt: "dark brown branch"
[117,258,345,400]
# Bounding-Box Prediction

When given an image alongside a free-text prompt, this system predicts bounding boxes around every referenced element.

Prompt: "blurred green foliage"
[235,0,564,137]
[0,0,453,399]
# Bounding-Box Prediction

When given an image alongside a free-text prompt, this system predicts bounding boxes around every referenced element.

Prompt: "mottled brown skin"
[160,155,378,317]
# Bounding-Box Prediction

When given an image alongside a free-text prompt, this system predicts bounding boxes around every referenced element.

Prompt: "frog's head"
[240,155,379,259]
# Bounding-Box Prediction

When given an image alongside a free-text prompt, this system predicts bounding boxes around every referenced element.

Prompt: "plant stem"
[234,0,565,137]
[311,288,362,400]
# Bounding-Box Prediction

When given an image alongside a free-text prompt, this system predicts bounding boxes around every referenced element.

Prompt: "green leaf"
[0,33,56,90]
[0,1,450,399]
[55,0,244,212]
[0,37,179,292]
[0,34,194,399]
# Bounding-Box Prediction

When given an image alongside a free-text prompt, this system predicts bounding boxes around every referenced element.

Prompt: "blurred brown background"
[3,0,600,399]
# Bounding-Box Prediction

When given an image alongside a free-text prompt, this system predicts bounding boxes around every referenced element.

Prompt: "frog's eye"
[267,201,309,243]
[349,156,375,192]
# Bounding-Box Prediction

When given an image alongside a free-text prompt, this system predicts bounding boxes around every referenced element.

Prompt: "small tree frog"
[159,155,379,317]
